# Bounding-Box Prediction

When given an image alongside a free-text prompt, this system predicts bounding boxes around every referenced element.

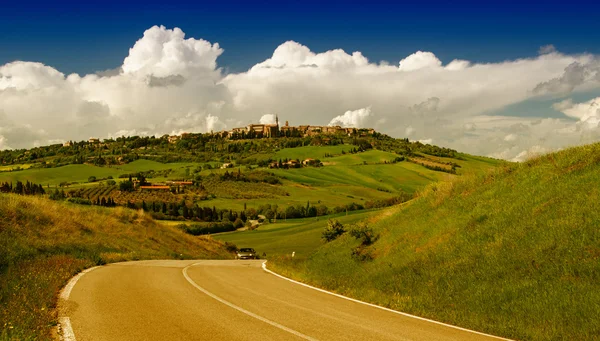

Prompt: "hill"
[269,142,600,340]
[0,194,232,341]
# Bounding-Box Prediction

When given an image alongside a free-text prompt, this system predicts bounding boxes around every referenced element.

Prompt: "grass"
[0,160,197,187]
[0,194,232,341]
[269,142,600,341]
[214,210,378,259]
[273,145,351,161]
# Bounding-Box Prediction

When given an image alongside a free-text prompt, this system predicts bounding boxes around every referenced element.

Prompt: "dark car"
[236,248,258,259]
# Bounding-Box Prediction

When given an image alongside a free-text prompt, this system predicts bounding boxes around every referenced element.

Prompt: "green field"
[269,143,600,341]
[214,210,377,258]
[0,147,501,215]
[0,160,197,187]
[273,145,350,161]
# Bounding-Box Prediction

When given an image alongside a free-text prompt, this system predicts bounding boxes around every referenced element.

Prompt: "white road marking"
[60,266,99,300]
[58,266,99,341]
[183,263,318,341]
[59,317,76,341]
[261,261,514,341]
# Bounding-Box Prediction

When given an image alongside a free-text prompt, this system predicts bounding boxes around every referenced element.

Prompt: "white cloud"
[122,25,223,78]
[398,51,442,71]
[1,25,600,161]
[539,44,557,55]
[328,107,373,128]
[259,114,277,124]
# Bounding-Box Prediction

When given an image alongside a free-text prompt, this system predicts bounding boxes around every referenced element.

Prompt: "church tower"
[275,114,279,127]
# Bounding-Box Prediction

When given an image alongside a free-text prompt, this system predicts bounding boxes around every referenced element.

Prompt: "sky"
[1,0,600,160]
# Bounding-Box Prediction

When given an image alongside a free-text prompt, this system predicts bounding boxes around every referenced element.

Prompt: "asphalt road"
[58,260,508,341]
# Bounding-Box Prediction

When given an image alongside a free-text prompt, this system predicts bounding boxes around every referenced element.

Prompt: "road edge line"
[60,266,100,300]
[183,263,318,341]
[261,261,513,341]
[57,266,100,341]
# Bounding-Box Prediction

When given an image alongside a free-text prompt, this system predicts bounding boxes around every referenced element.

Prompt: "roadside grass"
[0,194,231,341]
[269,143,600,341]
[214,210,378,258]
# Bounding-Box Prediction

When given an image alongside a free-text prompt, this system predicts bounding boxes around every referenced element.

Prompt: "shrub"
[119,180,134,192]
[88,176,97,183]
[48,188,66,201]
[349,223,377,246]
[233,218,244,229]
[67,197,92,205]
[224,242,238,253]
[322,219,345,242]
[107,180,117,186]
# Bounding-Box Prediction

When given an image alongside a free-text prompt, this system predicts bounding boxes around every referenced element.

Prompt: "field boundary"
[261,261,513,341]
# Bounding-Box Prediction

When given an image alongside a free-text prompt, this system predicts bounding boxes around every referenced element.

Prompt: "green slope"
[270,143,600,341]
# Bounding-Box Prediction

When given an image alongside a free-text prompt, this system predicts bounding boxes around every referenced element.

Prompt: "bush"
[88,176,97,183]
[322,219,345,242]
[107,180,117,186]
[233,218,244,229]
[349,223,377,246]
[48,189,65,201]
[119,180,134,192]
[67,197,92,205]
[224,242,238,253]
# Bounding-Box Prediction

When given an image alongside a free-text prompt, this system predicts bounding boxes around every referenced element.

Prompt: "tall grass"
[0,194,231,341]
[270,143,600,340]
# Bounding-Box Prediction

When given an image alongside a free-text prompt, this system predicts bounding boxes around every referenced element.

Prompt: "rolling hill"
[268,142,600,340]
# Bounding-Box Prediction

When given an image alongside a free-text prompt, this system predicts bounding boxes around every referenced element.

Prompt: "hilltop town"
[222,116,375,140]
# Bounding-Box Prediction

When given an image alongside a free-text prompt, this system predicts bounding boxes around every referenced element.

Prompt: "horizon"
[2,0,600,161]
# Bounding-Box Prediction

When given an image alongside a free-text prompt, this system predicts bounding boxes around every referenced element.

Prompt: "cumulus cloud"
[533,62,591,95]
[2,25,600,161]
[398,51,441,71]
[122,25,223,78]
[539,44,557,55]
[328,107,374,128]
[259,114,277,124]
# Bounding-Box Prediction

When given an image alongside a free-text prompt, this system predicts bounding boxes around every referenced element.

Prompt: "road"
[58,260,509,341]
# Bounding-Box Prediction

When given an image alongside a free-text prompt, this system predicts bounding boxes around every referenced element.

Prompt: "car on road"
[236,248,258,259]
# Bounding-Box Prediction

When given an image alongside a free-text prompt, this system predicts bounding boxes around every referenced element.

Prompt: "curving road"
[58,260,509,341]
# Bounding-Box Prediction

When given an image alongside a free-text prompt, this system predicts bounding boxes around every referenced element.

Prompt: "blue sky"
[1,0,600,160]
[2,0,599,75]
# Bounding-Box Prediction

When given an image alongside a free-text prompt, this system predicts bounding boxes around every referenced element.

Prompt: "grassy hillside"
[0,194,232,341]
[270,143,600,340]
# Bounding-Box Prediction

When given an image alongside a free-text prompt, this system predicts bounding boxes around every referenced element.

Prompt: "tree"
[119,180,134,192]
[322,219,345,242]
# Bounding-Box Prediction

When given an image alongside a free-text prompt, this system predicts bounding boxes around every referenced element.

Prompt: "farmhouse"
[63,141,73,147]
[221,163,234,169]
[88,138,100,144]
[302,158,316,166]
[140,186,170,191]
[167,181,193,186]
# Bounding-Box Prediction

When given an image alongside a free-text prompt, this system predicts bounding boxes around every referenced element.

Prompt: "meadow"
[269,143,600,340]
[214,210,377,258]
